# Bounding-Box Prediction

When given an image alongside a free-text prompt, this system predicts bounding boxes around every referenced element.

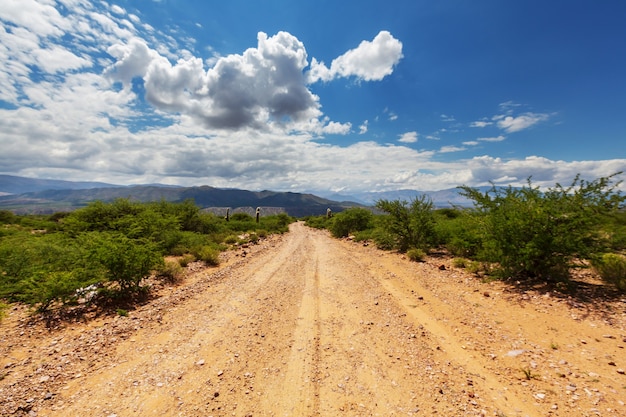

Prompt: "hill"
[0,177,361,217]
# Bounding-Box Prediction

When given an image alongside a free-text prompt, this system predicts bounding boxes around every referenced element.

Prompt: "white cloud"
[470,120,492,128]
[0,1,623,196]
[465,156,626,190]
[105,30,399,132]
[307,31,403,83]
[110,4,126,15]
[439,145,466,153]
[398,131,418,143]
[494,112,550,133]
[477,135,506,142]
[440,114,455,122]
[463,141,479,146]
[359,120,368,134]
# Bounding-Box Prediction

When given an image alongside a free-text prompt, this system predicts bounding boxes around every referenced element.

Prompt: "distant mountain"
[0,177,361,217]
[0,175,490,216]
[0,175,119,195]
[315,187,489,208]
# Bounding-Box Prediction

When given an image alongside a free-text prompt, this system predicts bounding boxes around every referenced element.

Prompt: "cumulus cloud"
[493,112,550,133]
[307,31,403,83]
[105,30,401,132]
[1,0,623,196]
[398,131,418,143]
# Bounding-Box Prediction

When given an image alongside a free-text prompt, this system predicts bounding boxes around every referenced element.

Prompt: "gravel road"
[1,222,625,416]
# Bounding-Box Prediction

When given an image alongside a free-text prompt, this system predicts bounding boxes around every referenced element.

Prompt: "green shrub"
[329,207,373,238]
[192,245,220,266]
[407,248,426,262]
[375,196,436,252]
[434,210,483,257]
[452,258,467,268]
[223,234,239,244]
[304,215,330,230]
[593,253,626,291]
[0,301,9,322]
[370,227,396,250]
[159,260,185,282]
[458,173,625,281]
[82,232,163,293]
[178,254,196,267]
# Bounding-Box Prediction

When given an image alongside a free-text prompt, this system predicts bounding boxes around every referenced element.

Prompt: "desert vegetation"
[0,199,293,314]
[307,173,626,291]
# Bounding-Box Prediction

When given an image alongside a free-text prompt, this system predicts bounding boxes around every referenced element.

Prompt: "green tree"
[375,196,436,252]
[458,173,625,281]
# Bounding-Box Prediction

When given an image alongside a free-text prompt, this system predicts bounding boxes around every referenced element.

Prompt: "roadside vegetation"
[0,199,293,316]
[306,173,626,292]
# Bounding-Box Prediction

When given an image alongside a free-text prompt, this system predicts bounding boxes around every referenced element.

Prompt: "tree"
[458,173,625,281]
[375,196,436,252]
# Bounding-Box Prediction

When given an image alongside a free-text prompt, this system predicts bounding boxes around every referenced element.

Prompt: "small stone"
[213,391,220,398]
[534,393,546,400]
[217,370,224,377]
[602,334,616,339]
[483,292,490,297]
[438,264,446,270]
[196,359,205,366]
[608,361,616,366]
[617,369,625,375]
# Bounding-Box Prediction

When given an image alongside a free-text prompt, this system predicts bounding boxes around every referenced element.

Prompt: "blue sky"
[1,0,625,194]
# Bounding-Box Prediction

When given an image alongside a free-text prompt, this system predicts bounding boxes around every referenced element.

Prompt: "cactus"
[256,207,260,223]
[225,207,230,222]
[326,208,332,219]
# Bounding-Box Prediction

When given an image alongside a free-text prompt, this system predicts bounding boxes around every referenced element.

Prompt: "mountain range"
[0,175,474,216]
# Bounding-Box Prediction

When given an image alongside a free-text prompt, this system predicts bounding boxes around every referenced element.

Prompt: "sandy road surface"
[2,222,625,416]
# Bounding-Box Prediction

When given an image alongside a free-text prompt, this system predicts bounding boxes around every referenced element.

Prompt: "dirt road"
[1,222,625,416]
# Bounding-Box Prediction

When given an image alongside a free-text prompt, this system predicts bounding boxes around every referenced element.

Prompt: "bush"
[158,260,185,282]
[0,233,102,309]
[82,232,163,293]
[458,173,625,281]
[434,210,483,257]
[593,253,626,291]
[452,258,467,268]
[407,248,426,262]
[304,215,330,230]
[178,254,196,267]
[0,301,7,322]
[192,245,220,266]
[375,196,436,252]
[329,208,373,238]
[223,234,239,244]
